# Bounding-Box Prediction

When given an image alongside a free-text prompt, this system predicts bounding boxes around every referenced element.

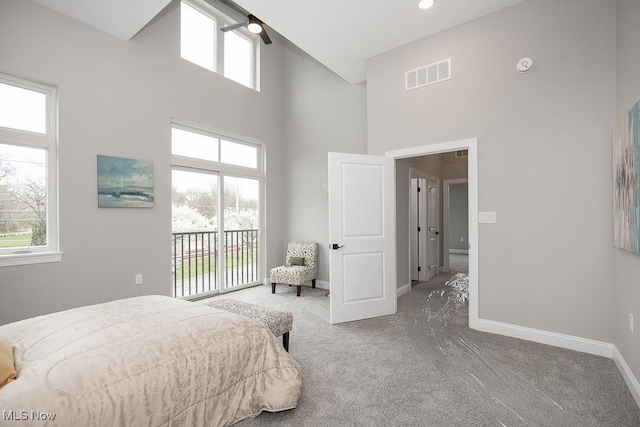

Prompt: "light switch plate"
[479,211,497,223]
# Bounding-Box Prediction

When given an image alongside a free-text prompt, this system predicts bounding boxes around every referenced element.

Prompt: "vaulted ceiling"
[32,0,523,84]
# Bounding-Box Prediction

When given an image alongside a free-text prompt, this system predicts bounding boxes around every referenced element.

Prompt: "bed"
[0,295,302,426]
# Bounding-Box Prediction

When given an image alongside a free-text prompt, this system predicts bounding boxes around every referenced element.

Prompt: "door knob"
[331,244,345,250]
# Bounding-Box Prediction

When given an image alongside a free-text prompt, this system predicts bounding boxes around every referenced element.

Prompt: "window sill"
[0,251,64,267]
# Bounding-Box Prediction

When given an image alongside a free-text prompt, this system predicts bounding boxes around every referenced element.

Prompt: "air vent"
[405,58,451,91]
[455,149,468,158]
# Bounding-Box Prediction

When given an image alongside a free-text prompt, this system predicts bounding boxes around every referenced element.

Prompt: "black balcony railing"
[172,229,258,298]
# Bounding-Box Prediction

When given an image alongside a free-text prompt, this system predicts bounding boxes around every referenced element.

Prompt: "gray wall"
[0,0,367,323]
[279,43,367,284]
[449,183,469,252]
[614,0,640,392]
[367,0,616,342]
[0,0,287,323]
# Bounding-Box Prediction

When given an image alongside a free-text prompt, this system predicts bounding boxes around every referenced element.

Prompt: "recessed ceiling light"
[418,0,434,10]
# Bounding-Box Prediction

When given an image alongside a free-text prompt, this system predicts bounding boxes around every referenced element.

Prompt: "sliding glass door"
[171,122,263,299]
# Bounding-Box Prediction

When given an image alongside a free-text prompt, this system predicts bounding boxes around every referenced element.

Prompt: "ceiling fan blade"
[220,21,247,32]
[260,29,272,45]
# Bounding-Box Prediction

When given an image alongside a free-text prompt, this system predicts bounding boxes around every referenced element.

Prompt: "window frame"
[0,72,62,267]
[181,0,260,91]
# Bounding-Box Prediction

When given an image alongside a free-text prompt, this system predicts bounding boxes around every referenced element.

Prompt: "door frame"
[443,178,468,273]
[385,138,479,330]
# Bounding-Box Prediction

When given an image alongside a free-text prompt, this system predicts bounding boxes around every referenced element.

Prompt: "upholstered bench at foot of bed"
[205,299,293,351]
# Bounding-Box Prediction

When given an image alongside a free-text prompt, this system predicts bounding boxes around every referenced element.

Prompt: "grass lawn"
[0,233,32,248]
[174,250,257,278]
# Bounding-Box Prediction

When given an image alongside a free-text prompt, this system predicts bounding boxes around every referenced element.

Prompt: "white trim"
[449,249,469,254]
[0,71,59,259]
[0,251,63,267]
[314,280,330,291]
[397,282,411,297]
[612,346,640,408]
[477,319,614,358]
[386,138,479,329]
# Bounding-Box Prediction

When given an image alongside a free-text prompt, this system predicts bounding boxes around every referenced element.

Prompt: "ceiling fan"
[221,14,272,44]
[216,0,272,44]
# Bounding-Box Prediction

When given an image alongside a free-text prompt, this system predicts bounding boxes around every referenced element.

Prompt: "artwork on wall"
[613,100,640,254]
[97,155,154,208]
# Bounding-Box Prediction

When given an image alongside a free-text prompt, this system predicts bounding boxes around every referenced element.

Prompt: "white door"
[410,177,428,282]
[328,152,396,324]
[418,178,428,281]
[426,178,439,279]
[410,178,419,282]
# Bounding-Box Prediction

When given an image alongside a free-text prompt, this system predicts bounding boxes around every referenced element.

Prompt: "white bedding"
[0,295,302,426]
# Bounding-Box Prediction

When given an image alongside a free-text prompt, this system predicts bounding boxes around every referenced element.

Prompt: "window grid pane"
[220,140,257,169]
[224,31,252,88]
[172,128,219,162]
[180,2,215,71]
[0,83,47,134]
[0,143,48,249]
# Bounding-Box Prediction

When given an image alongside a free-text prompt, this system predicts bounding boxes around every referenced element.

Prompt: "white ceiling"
[32,0,523,84]
[33,0,172,40]
[233,0,523,84]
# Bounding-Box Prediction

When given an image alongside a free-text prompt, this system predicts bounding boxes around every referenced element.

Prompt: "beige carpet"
[201,274,640,426]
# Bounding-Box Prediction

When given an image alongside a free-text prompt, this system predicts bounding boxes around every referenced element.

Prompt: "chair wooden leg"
[312,279,316,288]
[296,285,301,297]
[282,332,289,352]
[272,283,276,294]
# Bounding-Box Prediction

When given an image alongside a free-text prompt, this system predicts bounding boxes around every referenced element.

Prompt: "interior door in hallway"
[427,178,439,279]
[328,152,396,324]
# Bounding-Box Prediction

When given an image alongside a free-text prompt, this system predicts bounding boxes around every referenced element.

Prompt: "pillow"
[289,256,305,266]
[0,338,17,388]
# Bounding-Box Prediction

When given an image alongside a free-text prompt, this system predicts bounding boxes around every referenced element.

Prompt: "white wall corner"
[477,319,614,358]
[612,346,640,408]
[397,283,411,297]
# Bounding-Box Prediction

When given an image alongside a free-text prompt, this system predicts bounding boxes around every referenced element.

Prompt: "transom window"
[0,72,60,266]
[180,0,259,90]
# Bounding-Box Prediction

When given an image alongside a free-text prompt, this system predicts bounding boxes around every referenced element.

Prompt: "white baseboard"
[477,319,614,358]
[449,249,469,254]
[263,278,329,291]
[397,283,411,297]
[612,346,640,408]
[314,280,329,291]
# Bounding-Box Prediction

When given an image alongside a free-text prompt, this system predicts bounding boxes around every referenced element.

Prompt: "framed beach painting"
[613,100,640,254]
[97,155,154,208]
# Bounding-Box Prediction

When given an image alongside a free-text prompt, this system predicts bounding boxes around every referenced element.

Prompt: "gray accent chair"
[270,241,318,297]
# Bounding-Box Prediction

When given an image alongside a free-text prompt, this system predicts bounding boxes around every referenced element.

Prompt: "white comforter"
[0,295,302,426]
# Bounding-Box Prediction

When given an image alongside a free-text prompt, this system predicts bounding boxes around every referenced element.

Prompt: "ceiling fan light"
[418,0,434,10]
[248,22,262,34]
[247,16,263,34]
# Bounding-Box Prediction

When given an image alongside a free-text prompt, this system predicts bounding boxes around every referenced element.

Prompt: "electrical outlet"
[135,274,143,285]
[460,237,464,242]
[629,313,634,334]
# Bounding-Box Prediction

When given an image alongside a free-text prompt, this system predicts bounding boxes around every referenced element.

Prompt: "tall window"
[171,122,263,299]
[0,72,60,266]
[180,0,259,90]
